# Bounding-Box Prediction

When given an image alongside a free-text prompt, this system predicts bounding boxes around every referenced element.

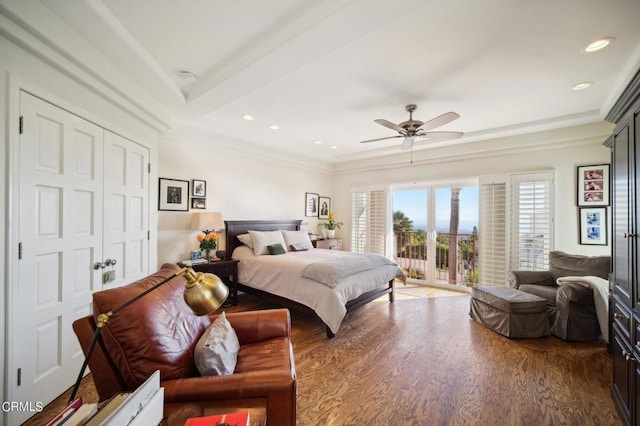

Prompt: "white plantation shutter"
[351,189,387,255]
[511,172,553,271]
[479,178,508,285]
[351,192,367,252]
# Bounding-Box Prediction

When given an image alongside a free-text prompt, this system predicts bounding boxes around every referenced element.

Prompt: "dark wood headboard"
[224,220,302,260]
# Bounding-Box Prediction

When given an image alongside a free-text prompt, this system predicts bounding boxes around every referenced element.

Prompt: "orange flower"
[197,234,204,242]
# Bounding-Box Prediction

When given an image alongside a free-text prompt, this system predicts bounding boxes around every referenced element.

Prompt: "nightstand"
[312,238,342,250]
[178,260,239,306]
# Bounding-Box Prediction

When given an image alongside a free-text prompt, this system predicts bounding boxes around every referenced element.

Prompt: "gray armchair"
[507,251,610,341]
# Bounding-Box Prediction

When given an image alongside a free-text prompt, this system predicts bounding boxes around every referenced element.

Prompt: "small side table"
[178,260,239,306]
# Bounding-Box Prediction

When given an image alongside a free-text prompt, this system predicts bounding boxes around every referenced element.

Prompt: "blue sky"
[393,186,479,232]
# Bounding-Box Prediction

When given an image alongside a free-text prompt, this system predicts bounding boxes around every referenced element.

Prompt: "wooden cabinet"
[609,69,640,425]
[313,238,342,250]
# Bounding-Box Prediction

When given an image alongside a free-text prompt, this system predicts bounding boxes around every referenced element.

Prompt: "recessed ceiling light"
[242,115,254,121]
[330,146,337,150]
[572,81,593,91]
[313,140,323,144]
[269,124,279,130]
[584,37,615,53]
[176,70,198,82]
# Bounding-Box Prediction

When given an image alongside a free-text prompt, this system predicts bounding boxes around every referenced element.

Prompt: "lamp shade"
[182,268,229,315]
[191,212,224,232]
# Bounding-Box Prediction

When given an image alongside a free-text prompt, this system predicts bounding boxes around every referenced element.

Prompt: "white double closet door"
[8,91,150,424]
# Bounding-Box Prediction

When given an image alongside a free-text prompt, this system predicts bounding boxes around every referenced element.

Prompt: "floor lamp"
[69,267,229,403]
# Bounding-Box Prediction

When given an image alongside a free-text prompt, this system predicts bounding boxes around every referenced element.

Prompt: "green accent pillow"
[267,243,286,255]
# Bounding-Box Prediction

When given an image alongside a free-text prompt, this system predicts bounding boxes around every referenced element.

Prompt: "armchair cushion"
[194,312,240,376]
[92,263,210,389]
[549,251,610,281]
[507,270,554,288]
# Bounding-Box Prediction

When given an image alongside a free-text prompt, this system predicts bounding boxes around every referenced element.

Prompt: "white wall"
[332,122,614,258]
[156,130,333,265]
[0,34,161,421]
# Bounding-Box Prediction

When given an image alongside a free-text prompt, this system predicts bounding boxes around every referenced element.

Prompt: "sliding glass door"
[393,185,478,287]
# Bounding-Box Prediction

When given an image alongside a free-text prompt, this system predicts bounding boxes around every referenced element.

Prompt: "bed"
[224,220,402,337]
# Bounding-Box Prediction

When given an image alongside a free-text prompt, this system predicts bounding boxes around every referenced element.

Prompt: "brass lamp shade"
[182,268,229,315]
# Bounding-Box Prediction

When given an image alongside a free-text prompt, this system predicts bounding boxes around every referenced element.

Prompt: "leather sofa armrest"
[212,309,291,345]
[506,271,554,288]
[556,282,594,307]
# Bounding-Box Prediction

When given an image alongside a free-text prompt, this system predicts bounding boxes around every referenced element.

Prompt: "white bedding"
[232,247,402,334]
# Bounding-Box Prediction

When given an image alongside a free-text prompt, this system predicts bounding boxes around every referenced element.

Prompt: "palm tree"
[393,211,413,232]
[448,188,461,284]
[393,210,414,258]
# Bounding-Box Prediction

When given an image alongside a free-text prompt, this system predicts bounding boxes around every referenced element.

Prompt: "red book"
[46,396,83,426]
[184,411,250,426]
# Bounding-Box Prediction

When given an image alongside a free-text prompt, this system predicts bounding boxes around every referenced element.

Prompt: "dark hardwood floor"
[27,287,620,425]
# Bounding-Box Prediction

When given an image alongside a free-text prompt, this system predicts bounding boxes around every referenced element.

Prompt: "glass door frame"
[392,178,477,286]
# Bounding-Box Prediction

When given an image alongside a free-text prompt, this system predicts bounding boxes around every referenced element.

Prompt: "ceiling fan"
[361,104,463,150]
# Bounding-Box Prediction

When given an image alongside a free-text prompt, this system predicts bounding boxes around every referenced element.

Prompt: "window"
[478,178,508,285]
[511,173,553,271]
[479,172,553,285]
[351,189,387,255]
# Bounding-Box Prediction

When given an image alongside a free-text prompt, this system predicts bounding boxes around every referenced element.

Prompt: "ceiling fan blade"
[374,119,406,133]
[418,112,460,132]
[360,135,403,144]
[417,131,464,141]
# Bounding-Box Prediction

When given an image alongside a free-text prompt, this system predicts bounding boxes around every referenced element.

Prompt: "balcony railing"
[394,231,478,287]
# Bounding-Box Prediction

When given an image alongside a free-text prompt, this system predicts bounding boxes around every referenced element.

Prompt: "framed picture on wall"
[159,178,189,211]
[192,179,206,197]
[318,196,331,219]
[577,164,609,206]
[579,207,607,245]
[305,192,319,217]
[191,197,206,209]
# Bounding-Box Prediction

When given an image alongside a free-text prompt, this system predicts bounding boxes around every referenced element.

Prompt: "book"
[184,411,250,426]
[64,403,98,426]
[46,396,83,426]
[85,370,161,426]
[84,393,129,425]
[181,259,209,266]
[101,370,160,425]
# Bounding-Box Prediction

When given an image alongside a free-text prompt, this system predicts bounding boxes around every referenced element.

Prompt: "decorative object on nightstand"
[191,212,224,261]
[179,259,240,306]
[320,212,342,239]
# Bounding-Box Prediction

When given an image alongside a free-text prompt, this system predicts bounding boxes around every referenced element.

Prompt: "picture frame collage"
[158,178,207,211]
[576,164,609,245]
[305,192,331,219]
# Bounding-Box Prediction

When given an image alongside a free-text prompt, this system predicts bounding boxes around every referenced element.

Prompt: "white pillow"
[281,230,314,251]
[232,245,255,260]
[248,230,288,256]
[237,233,253,248]
[194,312,240,376]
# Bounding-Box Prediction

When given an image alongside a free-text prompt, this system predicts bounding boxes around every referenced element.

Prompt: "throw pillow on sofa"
[194,312,240,376]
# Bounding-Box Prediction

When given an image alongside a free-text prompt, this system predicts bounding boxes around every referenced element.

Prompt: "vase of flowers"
[197,231,218,261]
[321,212,342,238]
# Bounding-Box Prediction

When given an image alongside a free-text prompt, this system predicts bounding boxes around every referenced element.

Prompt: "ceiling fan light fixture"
[584,37,615,53]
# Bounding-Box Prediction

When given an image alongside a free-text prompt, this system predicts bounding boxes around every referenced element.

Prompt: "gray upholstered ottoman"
[470,286,550,338]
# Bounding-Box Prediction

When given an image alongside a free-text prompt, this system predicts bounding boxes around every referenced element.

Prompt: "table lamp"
[191,212,224,234]
[68,267,228,403]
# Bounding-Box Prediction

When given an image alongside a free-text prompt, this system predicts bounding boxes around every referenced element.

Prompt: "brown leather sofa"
[507,251,610,341]
[72,263,297,426]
